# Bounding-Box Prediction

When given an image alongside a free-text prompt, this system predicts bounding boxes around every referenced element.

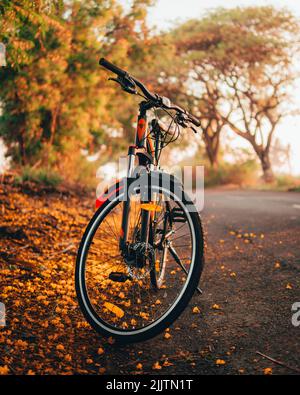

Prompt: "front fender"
[95,178,125,209]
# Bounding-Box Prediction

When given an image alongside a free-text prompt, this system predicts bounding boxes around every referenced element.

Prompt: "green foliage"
[0,3,298,187]
[15,166,62,187]
[275,175,300,191]
[203,159,259,188]
[0,0,154,168]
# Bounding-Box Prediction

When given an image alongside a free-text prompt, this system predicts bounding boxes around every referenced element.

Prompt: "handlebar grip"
[99,58,127,78]
[188,113,201,127]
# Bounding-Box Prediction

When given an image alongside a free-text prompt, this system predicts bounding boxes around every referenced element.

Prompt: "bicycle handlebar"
[99,58,201,127]
[99,58,128,78]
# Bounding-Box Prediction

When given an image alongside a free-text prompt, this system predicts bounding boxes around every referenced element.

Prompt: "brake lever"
[176,113,199,134]
[190,125,198,134]
[108,77,137,95]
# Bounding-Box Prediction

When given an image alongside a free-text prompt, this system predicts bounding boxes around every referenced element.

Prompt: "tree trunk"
[49,106,59,145]
[260,153,275,183]
[18,133,27,165]
[204,130,220,169]
[206,147,219,169]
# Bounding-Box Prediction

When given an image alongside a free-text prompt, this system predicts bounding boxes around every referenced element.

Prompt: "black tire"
[75,179,204,343]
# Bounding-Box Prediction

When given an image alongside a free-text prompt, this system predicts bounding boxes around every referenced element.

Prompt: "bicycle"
[75,58,204,343]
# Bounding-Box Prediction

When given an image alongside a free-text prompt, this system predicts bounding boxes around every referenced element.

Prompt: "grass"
[203,160,259,188]
[15,166,62,188]
[253,174,300,192]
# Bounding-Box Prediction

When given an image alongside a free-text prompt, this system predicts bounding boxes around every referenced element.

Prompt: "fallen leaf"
[264,367,272,375]
[104,302,124,318]
[152,362,162,370]
[0,365,9,375]
[56,344,64,351]
[97,347,104,355]
[274,262,281,269]
[163,360,174,367]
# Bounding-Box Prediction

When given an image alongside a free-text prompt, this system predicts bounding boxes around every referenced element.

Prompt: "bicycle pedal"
[109,272,130,283]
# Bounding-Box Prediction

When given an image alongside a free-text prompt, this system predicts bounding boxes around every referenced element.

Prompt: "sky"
[146,0,300,31]
[143,0,300,175]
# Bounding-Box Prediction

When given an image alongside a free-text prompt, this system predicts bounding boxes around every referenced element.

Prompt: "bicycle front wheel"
[75,181,204,343]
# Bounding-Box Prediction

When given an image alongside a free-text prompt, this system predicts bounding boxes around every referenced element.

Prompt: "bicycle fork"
[119,146,151,254]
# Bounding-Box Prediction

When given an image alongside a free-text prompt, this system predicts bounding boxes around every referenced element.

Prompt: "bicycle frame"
[119,101,160,256]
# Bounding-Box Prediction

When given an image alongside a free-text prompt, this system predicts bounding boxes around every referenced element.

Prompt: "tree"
[0,0,155,168]
[168,7,299,181]
[0,1,72,165]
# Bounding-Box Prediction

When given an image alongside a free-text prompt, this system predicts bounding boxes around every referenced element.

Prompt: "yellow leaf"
[139,312,149,320]
[152,362,162,370]
[65,354,72,362]
[104,302,124,318]
[212,304,221,310]
[286,283,292,290]
[164,332,171,339]
[274,262,281,269]
[97,347,104,355]
[192,306,200,314]
[216,359,226,365]
[264,367,272,375]
[0,365,9,375]
[163,360,174,367]
[136,363,143,370]
[15,339,28,349]
[56,344,64,351]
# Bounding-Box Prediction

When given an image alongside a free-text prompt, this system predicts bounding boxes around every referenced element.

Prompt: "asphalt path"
[108,189,300,375]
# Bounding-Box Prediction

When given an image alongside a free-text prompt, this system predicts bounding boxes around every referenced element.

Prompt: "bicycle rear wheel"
[75,181,204,343]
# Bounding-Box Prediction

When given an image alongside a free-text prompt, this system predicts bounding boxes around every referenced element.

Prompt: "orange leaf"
[104,302,124,318]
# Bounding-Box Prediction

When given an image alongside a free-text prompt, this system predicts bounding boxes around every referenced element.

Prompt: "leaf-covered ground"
[0,179,299,375]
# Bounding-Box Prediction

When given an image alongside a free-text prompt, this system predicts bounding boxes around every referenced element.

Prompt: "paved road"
[108,190,300,375]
